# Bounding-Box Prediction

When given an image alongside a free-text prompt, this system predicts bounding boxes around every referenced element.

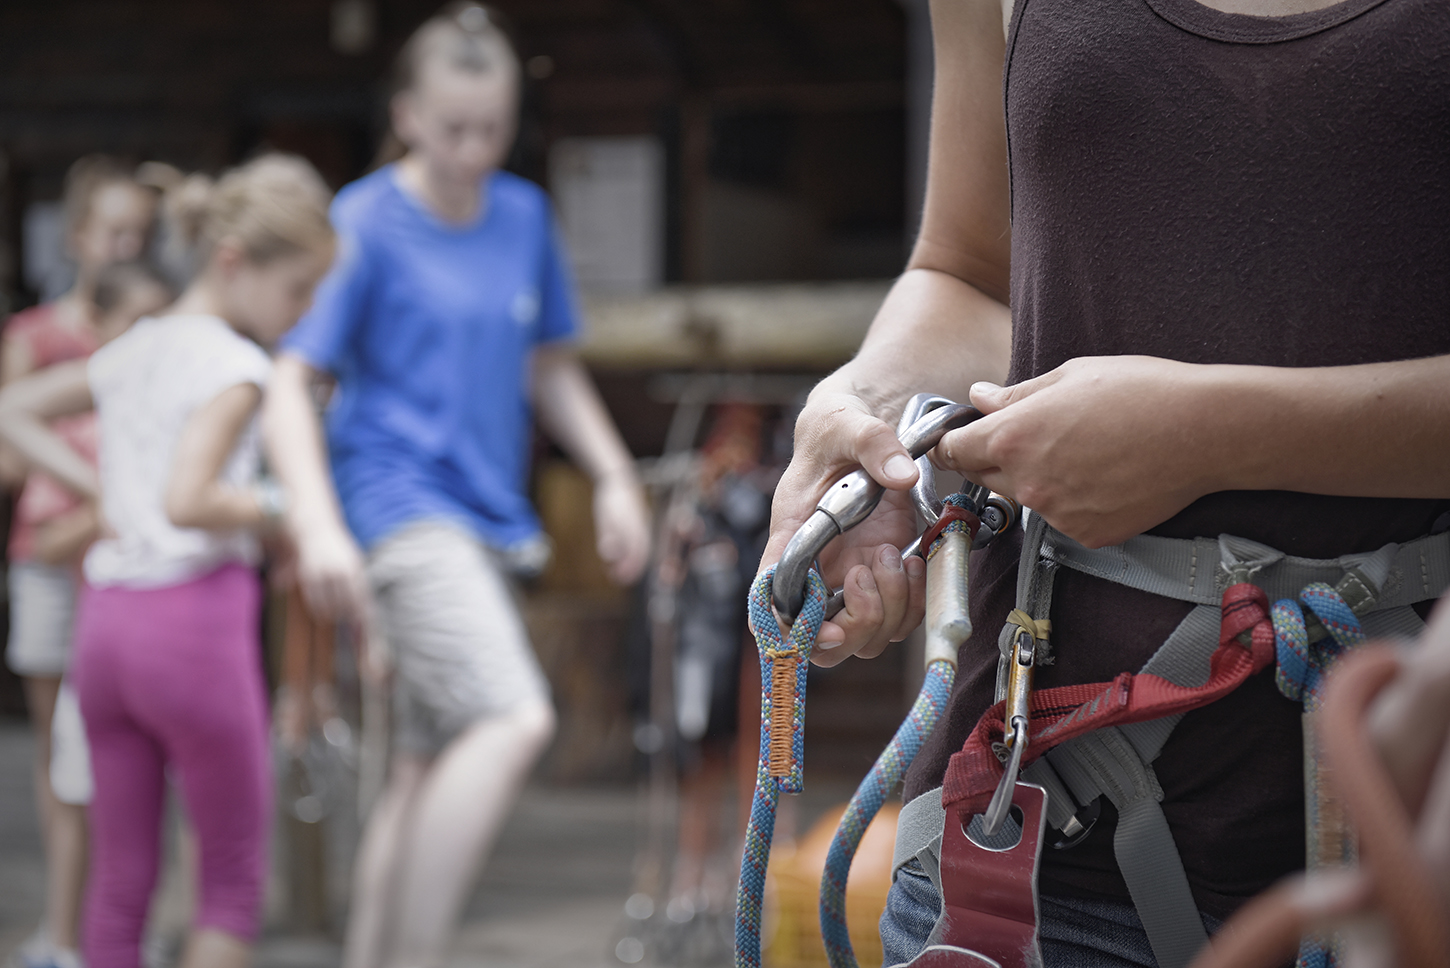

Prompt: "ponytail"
[162,154,334,268]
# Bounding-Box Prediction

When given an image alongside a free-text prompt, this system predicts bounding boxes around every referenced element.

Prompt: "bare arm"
[761,0,1013,663]
[0,359,98,500]
[939,353,1450,549]
[261,353,369,620]
[32,504,103,565]
[0,330,41,487]
[531,344,651,584]
[165,382,268,532]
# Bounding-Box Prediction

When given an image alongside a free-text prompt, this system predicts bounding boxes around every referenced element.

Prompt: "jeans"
[880,862,1222,968]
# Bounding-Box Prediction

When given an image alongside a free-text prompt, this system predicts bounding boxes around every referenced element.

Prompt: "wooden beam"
[577,280,893,368]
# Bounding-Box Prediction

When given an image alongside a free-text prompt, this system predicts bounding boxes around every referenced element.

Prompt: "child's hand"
[593,473,651,585]
[294,518,370,622]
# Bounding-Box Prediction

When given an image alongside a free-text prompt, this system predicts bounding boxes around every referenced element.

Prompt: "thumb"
[970,374,1053,414]
[843,409,918,491]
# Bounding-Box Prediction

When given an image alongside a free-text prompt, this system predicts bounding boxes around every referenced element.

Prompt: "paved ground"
[0,721,858,968]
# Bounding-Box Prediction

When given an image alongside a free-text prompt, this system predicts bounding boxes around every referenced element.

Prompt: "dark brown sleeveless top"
[904,0,1450,919]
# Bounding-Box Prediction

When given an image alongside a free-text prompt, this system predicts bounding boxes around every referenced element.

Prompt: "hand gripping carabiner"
[772,400,983,624]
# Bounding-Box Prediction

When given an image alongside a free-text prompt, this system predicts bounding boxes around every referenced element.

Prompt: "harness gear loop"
[929,525,1430,968]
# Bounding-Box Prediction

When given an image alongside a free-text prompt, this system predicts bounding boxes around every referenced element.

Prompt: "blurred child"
[22,262,176,570]
[2,156,157,968]
[263,6,651,966]
[0,154,335,968]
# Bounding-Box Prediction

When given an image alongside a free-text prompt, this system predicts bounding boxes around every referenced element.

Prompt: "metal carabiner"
[772,400,983,624]
[983,626,1036,836]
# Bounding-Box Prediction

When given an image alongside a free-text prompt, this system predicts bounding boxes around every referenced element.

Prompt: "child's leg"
[11,562,87,953]
[75,659,166,968]
[145,568,271,954]
[363,523,556,968]
[387,701,553,968]
[342,756,428,968]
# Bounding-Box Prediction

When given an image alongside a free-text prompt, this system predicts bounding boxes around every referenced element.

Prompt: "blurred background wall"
[0,0,922,304]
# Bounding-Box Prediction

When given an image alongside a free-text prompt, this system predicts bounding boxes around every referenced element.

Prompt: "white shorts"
[368,521,550,755]
[5,561,78,678]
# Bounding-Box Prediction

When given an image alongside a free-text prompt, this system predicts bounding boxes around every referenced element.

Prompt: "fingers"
[593,478,653,585]
[811,544,925,668]
[968,366,1063,414]
[762,401,918,572]
[602,529,650,585]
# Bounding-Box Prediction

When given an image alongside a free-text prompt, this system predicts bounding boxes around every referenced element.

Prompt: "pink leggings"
[73,564,271,968]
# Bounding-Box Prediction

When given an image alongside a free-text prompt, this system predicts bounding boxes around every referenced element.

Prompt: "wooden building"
[0,0,928,787]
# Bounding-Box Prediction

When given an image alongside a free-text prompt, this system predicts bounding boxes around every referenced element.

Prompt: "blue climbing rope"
[1273,582,1366,712]
[819,659,954,968]
[818,492,974,968]
[1271,581,1366,968]
[736,564,828,968]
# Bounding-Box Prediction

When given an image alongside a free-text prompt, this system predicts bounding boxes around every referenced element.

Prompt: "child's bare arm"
[165,382,269,531]
[0,359,99,500]
[531,344,650,583]
[31,502,103,565]
[0,331,39,487]
[261,354,369,620]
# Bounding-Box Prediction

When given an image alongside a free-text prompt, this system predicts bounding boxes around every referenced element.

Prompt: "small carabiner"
[982,715,1029,837]
[983,626,1037,836]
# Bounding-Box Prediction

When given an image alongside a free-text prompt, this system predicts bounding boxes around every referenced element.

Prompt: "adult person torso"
[905,0,1450,920]
[285,165,579,552]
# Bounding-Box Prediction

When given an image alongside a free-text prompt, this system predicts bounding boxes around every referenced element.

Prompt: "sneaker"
[9,932,83,968]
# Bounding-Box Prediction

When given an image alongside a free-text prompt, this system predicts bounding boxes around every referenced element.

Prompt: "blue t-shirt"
[283,166,580,550]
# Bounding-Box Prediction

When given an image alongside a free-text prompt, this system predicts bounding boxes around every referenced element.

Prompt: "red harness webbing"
[941,582,1276,813]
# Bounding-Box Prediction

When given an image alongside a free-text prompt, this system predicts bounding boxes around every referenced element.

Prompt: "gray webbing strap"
[1026,533,1438,968]
[996,511,1058,703]
[889,527,1446,965]
[1038,603,1220,968]
[893,784,947,897]
[1048,726,1207,968]
[1040,528,1450,611]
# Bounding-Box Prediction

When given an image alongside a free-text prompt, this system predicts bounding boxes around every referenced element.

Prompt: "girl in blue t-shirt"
[265,5,651,965]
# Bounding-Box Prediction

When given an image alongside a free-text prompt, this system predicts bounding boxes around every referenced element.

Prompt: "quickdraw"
[735,394,1022,968]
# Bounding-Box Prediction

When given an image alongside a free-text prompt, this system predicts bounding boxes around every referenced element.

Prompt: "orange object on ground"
[765,802,900,968]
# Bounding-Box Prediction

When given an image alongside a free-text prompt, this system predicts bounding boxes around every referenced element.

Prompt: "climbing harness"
[738,389,1450,968]
[736,394,1021,968]
[893,520,1450,968]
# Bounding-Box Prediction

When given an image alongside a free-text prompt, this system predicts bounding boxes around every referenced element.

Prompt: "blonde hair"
[373,3,520,168]
[394,3,519,94]
[63,154,146,234]
[165,153,334,266]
